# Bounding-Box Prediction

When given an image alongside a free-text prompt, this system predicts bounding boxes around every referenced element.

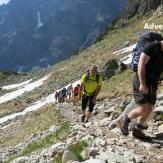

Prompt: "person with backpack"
[73,84,80,105]
[61,87,67,102]
[79,65,102,122]
[120,32,163,140]
[67,84,73,102]
[55,91,59,103]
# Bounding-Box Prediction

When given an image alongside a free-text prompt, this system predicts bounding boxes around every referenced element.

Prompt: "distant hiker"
[120,37,163,140]
[58,90,63,103]
[79,65,102,122]
[61,87,67,102]
[67,84,73,102]
[73,84,80,105]
[55,91,59,103]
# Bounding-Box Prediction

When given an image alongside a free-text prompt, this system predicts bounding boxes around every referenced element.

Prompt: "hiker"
[58,90,63,103]
[73,84,80,105]
[67,84,73,102]
[79,65,102,122]
[61,87,67,102]
[120,37,163,140]
[55,91,59,103]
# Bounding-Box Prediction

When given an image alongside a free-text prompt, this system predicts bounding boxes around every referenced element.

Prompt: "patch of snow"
[0,80,80,125]
[0,0,10,5]
[37,11,43,28]
[39,57,48,63]
[2,79,32,90]
[0,75,50,104]
[114,44,136,55]
[120,53,132,65]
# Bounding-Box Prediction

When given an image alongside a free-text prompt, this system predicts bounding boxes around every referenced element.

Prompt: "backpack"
[85,69,100,83]
[74,86,79,94]
[131,32,163,72]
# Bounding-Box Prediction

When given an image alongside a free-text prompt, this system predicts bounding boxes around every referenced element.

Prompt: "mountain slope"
[0,0,162,162]
[0,0,127,72]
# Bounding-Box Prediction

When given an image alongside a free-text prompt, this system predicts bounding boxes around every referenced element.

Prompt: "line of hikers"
[54,84,81,105]
[54,31,163,141]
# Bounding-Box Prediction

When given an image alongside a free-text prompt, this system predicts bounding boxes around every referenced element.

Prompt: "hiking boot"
[85,119,89,123]
[119,114,130,136]
[132,127,150,140]
[141,125,148,130]
[81,115,86,123]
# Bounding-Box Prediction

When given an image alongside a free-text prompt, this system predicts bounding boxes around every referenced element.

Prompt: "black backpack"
[131,32,163,72]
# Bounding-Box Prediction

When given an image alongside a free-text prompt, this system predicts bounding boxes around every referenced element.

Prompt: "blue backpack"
[131,32,163,72]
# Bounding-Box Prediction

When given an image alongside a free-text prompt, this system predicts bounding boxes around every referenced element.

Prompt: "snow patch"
[120,53,132,65]
[37,11,43,28]
[114,44,136,55]
[2,79,32,90]
[0,80,80,125]
[0,75,50,104]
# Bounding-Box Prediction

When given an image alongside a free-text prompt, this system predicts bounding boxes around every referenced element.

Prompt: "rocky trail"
[0,92,162,163]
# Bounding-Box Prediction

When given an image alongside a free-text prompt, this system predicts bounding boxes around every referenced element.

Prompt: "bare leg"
[128,103,153,125]
[86,111,92,121]
[138,104,153,125]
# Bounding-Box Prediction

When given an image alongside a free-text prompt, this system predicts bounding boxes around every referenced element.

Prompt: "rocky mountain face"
[0,0,127,72]
[122,0,163,19]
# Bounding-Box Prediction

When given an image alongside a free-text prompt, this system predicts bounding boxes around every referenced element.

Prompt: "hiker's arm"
[95,86,101,98]
[138,52,150,94]
[79,83,83,100]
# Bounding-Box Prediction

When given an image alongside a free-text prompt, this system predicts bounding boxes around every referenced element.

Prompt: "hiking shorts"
[133,74,158,105]
[82,94,95,112]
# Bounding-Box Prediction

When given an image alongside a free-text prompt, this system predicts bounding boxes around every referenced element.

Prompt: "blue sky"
[0,0,10,5]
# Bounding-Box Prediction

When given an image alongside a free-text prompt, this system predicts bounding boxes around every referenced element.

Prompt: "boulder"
[62,150,79,163]
[12,157,28,163]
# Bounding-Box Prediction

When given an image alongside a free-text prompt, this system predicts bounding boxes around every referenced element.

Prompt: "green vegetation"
[21,121,69,156]
[69,141,88,161]
[54,141,88,163]
[99,68,134,100]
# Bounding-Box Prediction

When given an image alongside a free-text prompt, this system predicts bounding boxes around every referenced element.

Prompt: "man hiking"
[73,84,80,105]
[120,39,163,140]
[67,84,73,102]
[79,65,102,122]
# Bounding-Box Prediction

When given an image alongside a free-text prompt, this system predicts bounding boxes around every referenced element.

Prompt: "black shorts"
[133,74,158,105]
[82,94,95,112]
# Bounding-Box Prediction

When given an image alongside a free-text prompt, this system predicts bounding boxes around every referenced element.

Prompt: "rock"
[100,117,111,127]
[84,122,92,128]
[72,124,86,132]
[81,147,99,160]
[92,110,98,115]
[84,159,105,163]
[120,100,130,111]
[154,124,163,138]
[12,157,28,163]
[81,134,94,146]
[94,138,107,147]
[157,93,163,100]
[66,137,75,147]
[154,106,163,114]
[94,128,105,137]
[40,148,52,157]
[104,110,113,117]
[49,125,59,132]
[158,101,163,106]
[51,143,65,155]
[97,105,105,110]
[62,150,79,163]
[108,123,116,130]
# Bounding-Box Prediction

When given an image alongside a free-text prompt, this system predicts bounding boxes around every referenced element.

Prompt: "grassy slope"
[1,9,163,162]
[1,11,162,117]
